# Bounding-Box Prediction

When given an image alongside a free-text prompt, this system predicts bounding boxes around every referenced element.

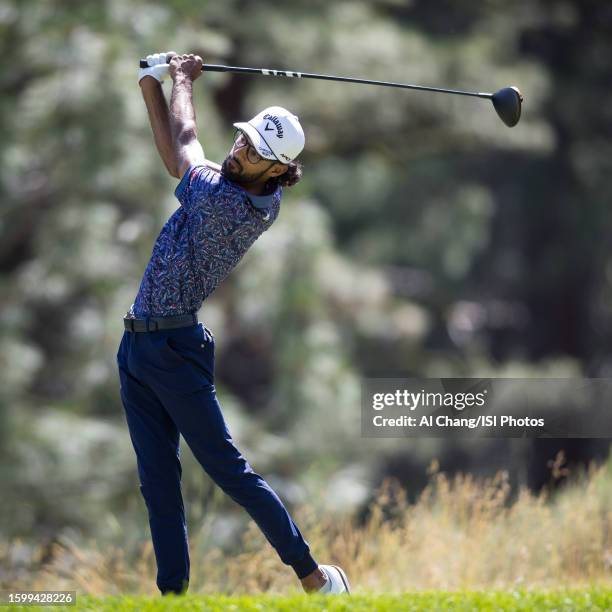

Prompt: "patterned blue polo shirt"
[129,165,281,317]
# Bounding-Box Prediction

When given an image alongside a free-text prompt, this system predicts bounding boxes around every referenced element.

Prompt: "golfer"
[116,52,349,596]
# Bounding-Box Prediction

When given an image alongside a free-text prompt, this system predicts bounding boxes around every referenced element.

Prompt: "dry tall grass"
[3,456,611,595]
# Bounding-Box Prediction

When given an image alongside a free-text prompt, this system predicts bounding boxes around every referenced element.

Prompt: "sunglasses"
[232,130,276,165]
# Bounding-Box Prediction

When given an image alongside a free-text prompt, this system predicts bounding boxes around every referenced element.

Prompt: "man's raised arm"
[138,52,213,180]
[168,54,207,180]
[140,77,179,177]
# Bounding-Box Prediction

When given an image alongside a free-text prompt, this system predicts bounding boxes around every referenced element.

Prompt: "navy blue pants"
[116,321,317,594]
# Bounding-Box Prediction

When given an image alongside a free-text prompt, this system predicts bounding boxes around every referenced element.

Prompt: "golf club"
[139,59,523,127]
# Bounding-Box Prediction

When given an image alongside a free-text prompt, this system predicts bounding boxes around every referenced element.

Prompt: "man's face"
[221,130,280,186]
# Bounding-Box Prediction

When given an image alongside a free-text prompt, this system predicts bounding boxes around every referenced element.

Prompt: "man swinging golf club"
[116,51,350,596]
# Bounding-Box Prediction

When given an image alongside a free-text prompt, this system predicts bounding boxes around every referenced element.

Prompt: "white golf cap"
[233,106,305,163]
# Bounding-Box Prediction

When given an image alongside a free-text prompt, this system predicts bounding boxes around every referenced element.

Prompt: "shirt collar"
[246,190,278,211]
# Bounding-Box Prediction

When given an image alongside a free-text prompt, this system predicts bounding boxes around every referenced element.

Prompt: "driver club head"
[491,86,523,127]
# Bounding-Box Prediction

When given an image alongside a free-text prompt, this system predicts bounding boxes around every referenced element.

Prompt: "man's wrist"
[140,75,163,88]
[171,73,193,86]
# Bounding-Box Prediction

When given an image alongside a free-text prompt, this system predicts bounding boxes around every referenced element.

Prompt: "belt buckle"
[124,317,135,332]
[146,317,159,332]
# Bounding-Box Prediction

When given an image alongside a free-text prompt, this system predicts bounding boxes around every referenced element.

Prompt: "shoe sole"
[331,565,351,594]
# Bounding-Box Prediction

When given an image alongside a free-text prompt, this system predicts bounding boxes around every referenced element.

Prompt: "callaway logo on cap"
[233,106,305,163]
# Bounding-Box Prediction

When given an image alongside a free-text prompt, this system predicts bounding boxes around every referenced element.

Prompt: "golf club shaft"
[139,60,493,99]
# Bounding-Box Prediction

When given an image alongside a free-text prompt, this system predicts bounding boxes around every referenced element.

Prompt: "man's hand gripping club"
[138,51,176,83]
[138,52,203,84]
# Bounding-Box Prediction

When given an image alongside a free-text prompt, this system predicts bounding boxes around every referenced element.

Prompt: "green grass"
[7,589,611,611]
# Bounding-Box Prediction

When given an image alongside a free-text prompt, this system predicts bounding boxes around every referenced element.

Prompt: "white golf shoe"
[318,564,351,594]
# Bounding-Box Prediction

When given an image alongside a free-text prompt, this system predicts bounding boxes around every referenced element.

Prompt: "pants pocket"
[162,329,215,390]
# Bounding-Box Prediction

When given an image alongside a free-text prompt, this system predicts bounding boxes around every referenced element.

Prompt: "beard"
[221,155,269,186]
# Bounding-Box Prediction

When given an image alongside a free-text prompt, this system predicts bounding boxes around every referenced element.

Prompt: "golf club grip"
[138,59,236,72]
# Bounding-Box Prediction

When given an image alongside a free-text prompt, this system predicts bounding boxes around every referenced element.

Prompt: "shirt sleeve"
[174,165,217,210]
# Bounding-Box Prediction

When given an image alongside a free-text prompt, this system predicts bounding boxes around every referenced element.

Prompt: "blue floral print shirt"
[130,165,281,317]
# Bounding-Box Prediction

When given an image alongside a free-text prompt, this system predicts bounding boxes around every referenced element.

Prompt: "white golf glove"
[138,52,176,84]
